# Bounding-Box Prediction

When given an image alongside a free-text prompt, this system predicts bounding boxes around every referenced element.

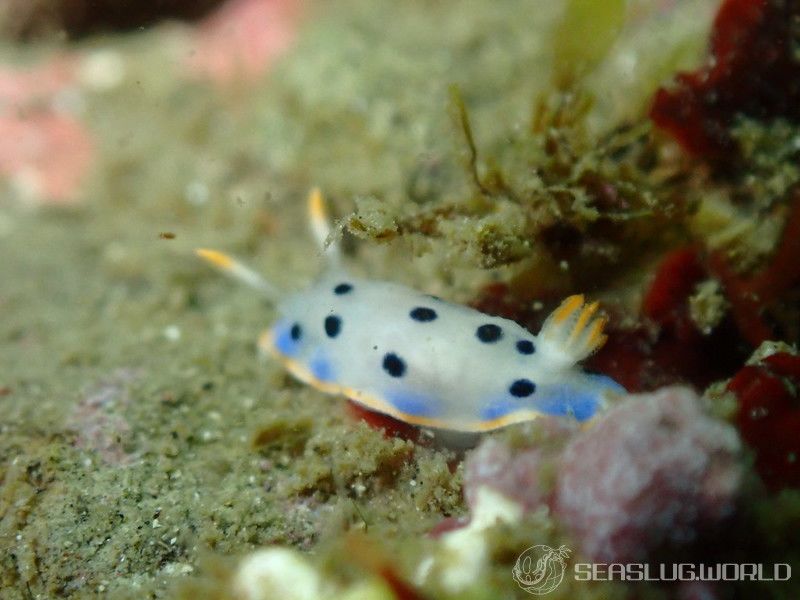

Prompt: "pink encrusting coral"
[553,387,742,563]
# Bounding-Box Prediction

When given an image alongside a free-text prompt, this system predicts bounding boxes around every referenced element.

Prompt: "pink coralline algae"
[460,387,743,564]
[187,0,300,85]
[463,421,577,515]
[66,368,140,466]
[0,60,94,204]
[0,111,94,203]
[554,387,742,563]
[0,59,74,106]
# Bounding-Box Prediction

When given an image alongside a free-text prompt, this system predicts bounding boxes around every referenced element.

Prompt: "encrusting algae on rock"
[4,0,800,598]
[345,88,691,275]
[172,0,800,597]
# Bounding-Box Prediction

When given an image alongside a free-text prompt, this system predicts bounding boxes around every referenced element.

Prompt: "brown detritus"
[158,232,176,240]
[347,90,690,274]
[689,279,730,335]
[0,433,61,594]
[251,416,314,455]
[709,190,800,346]
[731,118,800,212]
[449,85,516,200]
[345,196,401,242]
[409,452,462,514]
[278,422,416,498]
[404,154,453,206]
[688,118,800,275]
[346,199,462,244]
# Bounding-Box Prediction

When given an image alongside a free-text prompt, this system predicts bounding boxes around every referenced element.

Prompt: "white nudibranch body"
[196,190,624,432]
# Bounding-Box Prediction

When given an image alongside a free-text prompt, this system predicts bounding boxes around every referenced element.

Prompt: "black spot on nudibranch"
[476,323,503,343]
[509,379,536,397]
[409,307,437,322]
[382,353,406,378]
[334,283,353,295]
[516,340,535,355]
[325,315,342,338]
[290,323,302,341]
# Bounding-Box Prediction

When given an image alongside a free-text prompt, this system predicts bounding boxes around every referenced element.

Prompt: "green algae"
[551,0,626,88]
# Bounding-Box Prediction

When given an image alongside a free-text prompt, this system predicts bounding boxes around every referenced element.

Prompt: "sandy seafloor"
[2,0,795,598]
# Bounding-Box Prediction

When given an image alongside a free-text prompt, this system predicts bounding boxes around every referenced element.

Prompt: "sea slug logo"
[512,544,571,595]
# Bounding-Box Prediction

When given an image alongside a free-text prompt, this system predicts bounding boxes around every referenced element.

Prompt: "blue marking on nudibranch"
[533,385,601,422]
[273,322,300,357]
[564,392,596,422]
[480,398,520,421]
[586,373,627,395]
[310,351,335,382]
[386,390,440,417]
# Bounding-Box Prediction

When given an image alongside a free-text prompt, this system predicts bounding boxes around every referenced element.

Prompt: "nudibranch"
[196,190,624,432]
